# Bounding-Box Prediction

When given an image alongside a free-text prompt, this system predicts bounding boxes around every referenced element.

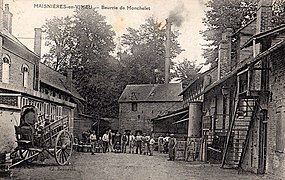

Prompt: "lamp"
[221,85,229,96]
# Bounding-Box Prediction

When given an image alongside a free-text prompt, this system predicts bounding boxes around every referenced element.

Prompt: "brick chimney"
[256,0,272,34]
[218,28,233,80]
[34,28,42,56]
[3,4,12,33]
[255,0,272,53]
[165,19,171,84]
[33,28,42,91]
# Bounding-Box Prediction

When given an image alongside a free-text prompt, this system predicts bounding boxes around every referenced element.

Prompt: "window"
[2,55,10,83]
[21,64,29,88]
[39,102,44,114]
[56,106,63,120]
[44,103,49,119]
[50,105,56,122]
[22,97,28,107]
[131,102,137,111]
[44,88,49,95]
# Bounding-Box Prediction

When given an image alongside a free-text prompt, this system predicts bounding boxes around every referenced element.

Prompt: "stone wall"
[119,101,182,134]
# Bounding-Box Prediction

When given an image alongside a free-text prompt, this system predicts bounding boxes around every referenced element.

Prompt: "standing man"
[149,135,155,156]
[129,132,136,154]
[158,135,164,153]
[164,133,170,154]
[90,130,97,155]
[102,131,109,153]
[136,132,142,154]
[121,132,128,153]
[168,134,177,161]
[108,129,114,152]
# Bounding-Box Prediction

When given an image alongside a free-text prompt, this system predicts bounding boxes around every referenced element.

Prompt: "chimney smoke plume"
[168,3,186,27]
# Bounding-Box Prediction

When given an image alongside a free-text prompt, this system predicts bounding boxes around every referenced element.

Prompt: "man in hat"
[168,134,177,161]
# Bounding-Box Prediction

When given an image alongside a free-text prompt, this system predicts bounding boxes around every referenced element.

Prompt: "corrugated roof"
[119,83,183,102]
[39,63,85,101]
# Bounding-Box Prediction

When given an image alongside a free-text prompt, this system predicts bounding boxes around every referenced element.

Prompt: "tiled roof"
[1,29,38,57]
[39,63,84,101]
[119,83,183,102]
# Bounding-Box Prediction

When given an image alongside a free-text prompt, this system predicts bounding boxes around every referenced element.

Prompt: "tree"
[42,16,76,72]
[43,9,120,118]
[201,0,257,65]
[173,58,201,86]
[272,0,285,26]
[120,17,183,84]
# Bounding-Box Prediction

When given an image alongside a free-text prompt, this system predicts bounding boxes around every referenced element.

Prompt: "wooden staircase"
[221,96,258,168]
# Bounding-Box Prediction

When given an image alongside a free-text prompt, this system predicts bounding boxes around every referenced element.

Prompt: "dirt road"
[1,151,279,180]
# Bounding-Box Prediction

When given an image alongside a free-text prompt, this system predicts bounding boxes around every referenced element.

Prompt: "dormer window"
[2,55,10,83]
[21,64,29,88]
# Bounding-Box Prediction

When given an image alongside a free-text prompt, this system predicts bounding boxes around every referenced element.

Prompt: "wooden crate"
[176,141,186,151]
[175,150,185,161]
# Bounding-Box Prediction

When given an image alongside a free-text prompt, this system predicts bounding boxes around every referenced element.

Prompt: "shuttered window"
[22,64,29,88]
[2,56,10,83]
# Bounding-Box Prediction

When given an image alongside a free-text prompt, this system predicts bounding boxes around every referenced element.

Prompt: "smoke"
[168,2,186,27]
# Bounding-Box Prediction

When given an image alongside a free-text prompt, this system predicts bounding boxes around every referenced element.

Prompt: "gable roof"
[119,83,183,103]
[39,63,85,101]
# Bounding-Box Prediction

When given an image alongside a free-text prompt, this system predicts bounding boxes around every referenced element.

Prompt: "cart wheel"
[54,130,72,166]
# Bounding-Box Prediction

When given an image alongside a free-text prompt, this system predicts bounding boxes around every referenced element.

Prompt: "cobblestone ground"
[1,151,281,180]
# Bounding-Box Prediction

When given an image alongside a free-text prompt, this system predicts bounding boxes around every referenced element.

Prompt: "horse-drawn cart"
[7,105,73,169]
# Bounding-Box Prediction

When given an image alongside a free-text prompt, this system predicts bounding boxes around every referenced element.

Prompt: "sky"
[4,0,208,65]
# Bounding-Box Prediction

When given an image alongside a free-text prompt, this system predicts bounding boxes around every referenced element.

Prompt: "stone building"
[151,68,218,140]
[118,83,182,134]
[0,2,87,154]
[199,0,285,178]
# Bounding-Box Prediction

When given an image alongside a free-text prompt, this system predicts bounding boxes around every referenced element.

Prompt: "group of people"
[102,130,156,156]
[87,129,177,161]
[157,134,177,161]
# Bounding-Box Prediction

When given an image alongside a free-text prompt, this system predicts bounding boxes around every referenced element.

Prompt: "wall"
[73,116,93,140]
[0,48,35,90]
[0,108,19,154]
[266,50,285,179]
[119,101,182,133]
